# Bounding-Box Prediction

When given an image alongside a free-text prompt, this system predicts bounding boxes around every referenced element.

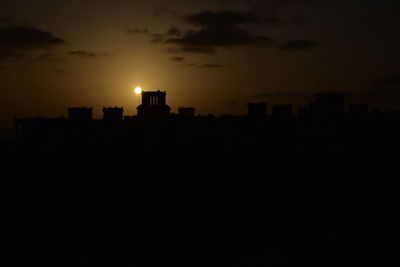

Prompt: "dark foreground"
[1,116,400,267]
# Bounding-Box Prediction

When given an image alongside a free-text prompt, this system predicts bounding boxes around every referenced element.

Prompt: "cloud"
[68,50,109,58]
[149,34,165,44]
[36,52,64,60]
[171,56,185,62]
[198,63,224,68]
[251,92,310,98]
[128,10,282,55]
[37,50,110,61]
[183,62,224,68]
[125,27,149,34]
[180,46,217,54]
[211,0,314,19]
[0,46,22,57]
[165,10,275,54]
[0,25,65,50]
[126,27,168,44]
[279,39,319,51]
[185,62,224,68]
[372,74,400,85]
[214,0,314,8]
[53,69,75,74]
[185,10,272,28]
[0,25,65,58]
[167,27,182,37]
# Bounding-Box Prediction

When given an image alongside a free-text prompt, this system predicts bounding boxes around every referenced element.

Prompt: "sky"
[1,0,400,127]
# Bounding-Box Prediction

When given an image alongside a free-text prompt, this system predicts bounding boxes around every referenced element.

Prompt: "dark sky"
[1,0,400,126]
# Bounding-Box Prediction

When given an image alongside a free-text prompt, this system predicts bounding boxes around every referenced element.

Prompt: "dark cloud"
[180,46,217,54]
[198,63,224,68]
[168,43,217,55]
[167,27,182,37]
[126,27,168,44]
[149,34,165,44]
[372,74,400,85]
[211,0,314,17]
[37,50,109,60]
[68,50,110,58]
[36,52,64,61]
[53,69,75,74]
[171,56,185,62]
[0,25,65,58]
[197,64,224,69]
[251,92,310,98]
[165,10,275,54]
[128,10,278,55]
[167,47,181,54]
[216,0,314,8]
[186,10,272,28]
[185,62,224,68]
[279,39,319,51]
[0,46,22,57]
[125,27,149,34]
[0,25,65,51]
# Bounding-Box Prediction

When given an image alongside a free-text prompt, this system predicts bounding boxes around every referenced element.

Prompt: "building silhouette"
[137,90,171,119]
[349,103,369,114]
[103,107,124,121]
[248,103,267,118]
[309,93,345,115]
[178,108,195,118]
[68,107,93,121]
[11,90,400,158]
[273,106,293,120]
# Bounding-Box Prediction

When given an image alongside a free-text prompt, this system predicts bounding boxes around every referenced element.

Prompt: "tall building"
[248,103,267,118]
[137,90,171,118]
[103,107,124,121]
[68,107,93,121]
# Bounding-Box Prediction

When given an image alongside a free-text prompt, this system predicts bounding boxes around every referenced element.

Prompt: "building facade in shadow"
[137,90,171,119]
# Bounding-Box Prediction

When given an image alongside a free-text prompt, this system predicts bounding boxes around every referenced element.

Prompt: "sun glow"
[134,87,142,95]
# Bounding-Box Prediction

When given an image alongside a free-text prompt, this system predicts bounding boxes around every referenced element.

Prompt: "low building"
[178,107,195,118]
[68,107,93,121]
[103,107,124,121]
[248,103,267,118]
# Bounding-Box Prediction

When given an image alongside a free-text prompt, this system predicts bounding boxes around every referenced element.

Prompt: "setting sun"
[134,87,142,95]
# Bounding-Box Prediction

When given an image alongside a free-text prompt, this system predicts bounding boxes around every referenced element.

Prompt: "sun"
[134,87,142,95]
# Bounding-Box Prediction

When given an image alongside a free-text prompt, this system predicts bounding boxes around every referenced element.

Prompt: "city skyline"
[10,90,380,120]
